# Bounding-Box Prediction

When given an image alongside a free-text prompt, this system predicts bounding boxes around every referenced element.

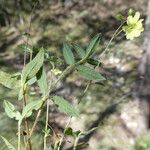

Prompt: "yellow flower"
[122,11,144,40]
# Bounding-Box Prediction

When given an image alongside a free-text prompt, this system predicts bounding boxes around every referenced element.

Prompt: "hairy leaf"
[52,96,79,117]
[86,34,101,56]
[77,65,105,81]
[0,71,18,89]
[19,100,43,124]
[1,136,16,150]
[63,43,75,65]
[27,77,37,85]
[21,48,45,84]
[37,67,48,96]
[3,100,21,120]
[73,44,86,58]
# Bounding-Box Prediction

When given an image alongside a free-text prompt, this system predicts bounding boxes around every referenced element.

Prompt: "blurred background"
[0,0,150,149]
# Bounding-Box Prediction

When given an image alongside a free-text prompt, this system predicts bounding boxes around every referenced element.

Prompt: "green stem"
[99,22,125,61]
[73,137,79,150]
[18,123,21,150]
[44,100,49,150]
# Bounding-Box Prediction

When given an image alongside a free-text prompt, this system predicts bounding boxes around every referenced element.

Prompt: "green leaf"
[86,34,101,56]
[64,127,73,136]
[63,43,75,65]
[115,14,126,22]
[73,44,86,58]
[73,130,81,137]
[76,142,89,149]
[37,67,49,97]
[21,48,45,84]
[0,71,18,89]
[87,58,102,67]
[77,65,105,81]
[3,100,21,120]
[1,136,16,150]
[21,100,43,121]
[52,96,79,117]
[27,77,37,85]
[128,8,135,16]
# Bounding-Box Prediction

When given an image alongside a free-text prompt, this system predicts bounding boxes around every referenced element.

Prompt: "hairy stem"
[29,109,42,137]
[23,94,32,150]
[44,100,50,150]
[73,136,80,150]
[18,123,21,150]
[99,22,125,60]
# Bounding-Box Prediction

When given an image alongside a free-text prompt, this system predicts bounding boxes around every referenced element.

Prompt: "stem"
[29,109,42,137]
[18,2,39,150]
[44,100,50,150]
[18,123,21,150]
[73,136,79,150]
[99,22,125,60]
[23,95,32,150]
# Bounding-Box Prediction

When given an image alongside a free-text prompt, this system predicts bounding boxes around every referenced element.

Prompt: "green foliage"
[134,136,150,150]
[19,100,43,124]
[21,48,45,85]
[0,8,144,149]
[64,127,74,136]
[1,136,16,150]
[63,43,75,65]
[37,67,49,97]
[115,14,126,22]
[19,48,45,100]
[3,100,21,121]
[52,96,79,117]
[27,77,37,85]
[0,71,18,89]
[73,44,86,58]
[86,34,101,56]
[77,65,105,81]
[64,127,81,137]
[128,8,135,16]
[75,142,89,149]
[87,58,102,67]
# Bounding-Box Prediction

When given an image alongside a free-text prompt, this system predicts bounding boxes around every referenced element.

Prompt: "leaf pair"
[63,34,101,65]
[3,100,21,121]
[3,100,42,125]
[19,100,43,125]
